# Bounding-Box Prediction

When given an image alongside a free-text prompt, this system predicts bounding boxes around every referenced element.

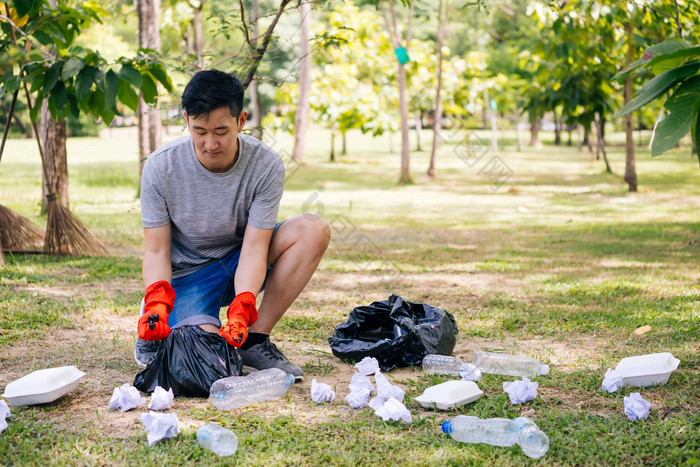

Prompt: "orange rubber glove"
[219,291,258,347]
[137,280,176,341]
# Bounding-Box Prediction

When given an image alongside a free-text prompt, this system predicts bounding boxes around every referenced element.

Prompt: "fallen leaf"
[634,325,652,335]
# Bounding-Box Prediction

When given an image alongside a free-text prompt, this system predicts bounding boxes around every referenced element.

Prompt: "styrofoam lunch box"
[614,352,680,387]
[2,366,85,406]
[415,380,484,410]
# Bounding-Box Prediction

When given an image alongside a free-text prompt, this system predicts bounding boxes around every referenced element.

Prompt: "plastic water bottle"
[422,354,482,381]
[472,351,550,378]
[197,423,238,456]
[210,368,295,410]
[442,415,549,459]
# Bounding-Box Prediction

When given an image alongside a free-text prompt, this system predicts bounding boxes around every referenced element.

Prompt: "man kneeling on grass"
[134,70,330,382]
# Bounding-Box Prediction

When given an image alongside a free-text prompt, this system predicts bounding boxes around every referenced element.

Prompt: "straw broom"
[0,88,46,266]
[36,112,106,257]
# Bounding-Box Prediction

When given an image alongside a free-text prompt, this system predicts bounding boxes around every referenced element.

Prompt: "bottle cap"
[441,420,452,434]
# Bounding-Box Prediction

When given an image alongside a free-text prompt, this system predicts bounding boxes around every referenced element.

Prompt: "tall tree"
[247,0,262,138]
[136,0,162,179]
[380,0,413,185]
[427,0,446,178]
[191,0,205,68]
[292,0,311,162]
[39,0,68,211]
[623,20,636,191]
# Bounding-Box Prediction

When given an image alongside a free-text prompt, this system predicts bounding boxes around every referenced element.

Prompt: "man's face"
[185,107,247,173]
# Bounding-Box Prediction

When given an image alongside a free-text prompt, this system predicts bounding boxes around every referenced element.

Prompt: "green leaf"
[29,73,45,94]
[140,72,157,103]
[78,94,91,114]
[651,93,696,157]
[613,39,692,83]
[117,80,139,111]
[147,66,173,92]
[94,70,105,93]
[75,66,96,101]
[33,31,54,46]
[29,96,41,121]
[692,98,700,147]
[118,64,142,88]
[101,108,115,126]
[61,57,85,81]
[649,46,700,75]
[104,69,118,110]
[52,80,68,111]
[612,61,700,118]
[42,62,62,97]
[94,91,105,116]
[67,93,80,119]
[12,0,33,17]
[644,39,691,56]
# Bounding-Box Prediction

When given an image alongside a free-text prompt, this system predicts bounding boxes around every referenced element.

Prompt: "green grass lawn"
[0,126,698,465]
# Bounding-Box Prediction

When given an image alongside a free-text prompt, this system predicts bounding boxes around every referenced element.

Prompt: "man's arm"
[143,224,172,288]
[234,224,274,295]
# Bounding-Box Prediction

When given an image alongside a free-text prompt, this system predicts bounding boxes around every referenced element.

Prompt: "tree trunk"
[382,1,412,185]
[554,112,561,145]
[136,0,162,182]
[529,116,541,148]
[595,112,613,174]
[397,62,411,183]
[624,22,637,192]
[637,114,643,146]
[248,0,262,139]
[577,125,583,152]
[40,101,68,211]
[330,130,335,162]
[428,0,446,178]
[414,111,422,152]
[193,0,204,68]
[584,125,595,159]
[184,27,193,55]
[567,124,572,146]
[292,0,311,162]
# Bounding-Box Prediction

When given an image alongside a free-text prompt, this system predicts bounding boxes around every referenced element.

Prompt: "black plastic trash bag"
[133,326,242,397]
[328,294,458,371]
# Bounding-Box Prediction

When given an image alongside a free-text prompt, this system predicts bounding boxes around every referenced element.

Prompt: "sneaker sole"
[242,364,304,383]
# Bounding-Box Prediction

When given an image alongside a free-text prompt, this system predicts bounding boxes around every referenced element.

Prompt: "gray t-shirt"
[140,133,285,278]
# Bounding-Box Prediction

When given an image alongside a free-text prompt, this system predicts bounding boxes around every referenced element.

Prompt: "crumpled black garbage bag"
[328,294,458,371]
[133,325,242,397]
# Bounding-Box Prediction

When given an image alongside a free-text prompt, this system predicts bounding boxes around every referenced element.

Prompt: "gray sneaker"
[239,340,304,382]
[134,337,163,368]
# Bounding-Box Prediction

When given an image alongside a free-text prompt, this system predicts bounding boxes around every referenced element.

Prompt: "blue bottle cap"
[441,420,452,434]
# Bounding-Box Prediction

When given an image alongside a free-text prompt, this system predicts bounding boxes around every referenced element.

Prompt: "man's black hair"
[181,70,244,118]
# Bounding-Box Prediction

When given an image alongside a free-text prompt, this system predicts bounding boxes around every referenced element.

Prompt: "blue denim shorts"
[166,221,285,329]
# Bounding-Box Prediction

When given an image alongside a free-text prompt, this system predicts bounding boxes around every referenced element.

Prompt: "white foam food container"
[614,352,680,387]
[415,380,484,410]
[2,366,85,406]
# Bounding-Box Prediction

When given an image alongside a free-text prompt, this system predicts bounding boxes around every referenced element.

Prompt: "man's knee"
[298,213,331,254]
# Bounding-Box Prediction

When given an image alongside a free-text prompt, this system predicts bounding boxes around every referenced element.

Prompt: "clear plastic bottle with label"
[197,423,238,456]
[422,354,482,381]
[442,415,549,459]
[472,351,550,378]
[209,368,295,411]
